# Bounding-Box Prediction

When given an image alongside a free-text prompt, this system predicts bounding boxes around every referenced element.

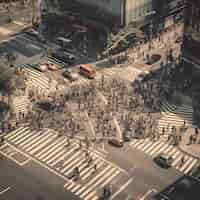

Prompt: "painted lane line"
[110,178,133,200]
[20,158,31,166]
[0,187,11,195]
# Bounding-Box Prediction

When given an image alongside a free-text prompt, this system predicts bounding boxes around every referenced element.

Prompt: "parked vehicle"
[51,50,76,64]
[25,29,46,43]
[154,153,173,168]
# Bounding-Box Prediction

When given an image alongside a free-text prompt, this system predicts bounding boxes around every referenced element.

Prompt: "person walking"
[179,155,185,168]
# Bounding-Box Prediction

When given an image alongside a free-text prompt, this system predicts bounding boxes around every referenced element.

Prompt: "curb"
[178,145,200,160]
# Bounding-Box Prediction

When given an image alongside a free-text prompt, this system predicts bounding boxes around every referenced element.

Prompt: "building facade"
[55,0,155,28]
[183,0,200,127]
[184,0,200,60]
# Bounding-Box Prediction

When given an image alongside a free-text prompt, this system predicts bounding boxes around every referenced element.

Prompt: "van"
[154,153,173,168]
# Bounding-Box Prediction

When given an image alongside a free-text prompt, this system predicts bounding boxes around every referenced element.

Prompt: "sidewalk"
[0,21,31,41]
[179,127,200,159]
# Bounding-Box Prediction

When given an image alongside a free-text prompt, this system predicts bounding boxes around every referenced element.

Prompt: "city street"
[0,155,79,200]
[0,1,199,200]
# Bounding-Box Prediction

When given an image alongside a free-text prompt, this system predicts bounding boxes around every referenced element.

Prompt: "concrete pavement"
[179,127,200,159]
[0,21,31,41]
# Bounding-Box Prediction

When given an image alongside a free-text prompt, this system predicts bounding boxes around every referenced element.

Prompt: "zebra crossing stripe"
[5,127,25,139]
[19,130,44,148]
[79,167,115,198]
[7,127,29,140]
[43,139,67,162]
[50,144,77,166]
[23,131,52,151]
[84,191,98,200]
[172,153,185,167]
[134,140,145,148]
[14,130,36,145]
[60,151,82,173]
[85,170,120,200]
[100,170,120,189]
[137,141,148,150]
[11,129,32,143]
[66,181,77,190]
[36,137,64,158]
[75,165,111,195]
[62,154,85,175]
[30,134,58,155]
[81,160,104,180]
[71,184,82,193]
[151,143,170,156]
[180,157,194,172]
[49,148,68,167]
[149,142,166,156]
[64,157,86,176]
[140,141,154,151]
[165,146,176,155]
[145,141,160,154]
[39,139,67,160]
[80,167,116,198]
[71,179,86,193]
[77,157,98,173]
[184,159,198,174]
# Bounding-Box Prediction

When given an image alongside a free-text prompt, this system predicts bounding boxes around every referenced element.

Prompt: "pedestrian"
[183,120,186,128]
[162,127,165,135]
[0,136,4,144]
[179,155,185,167]
[87,156,93,167]
[79,139,82,149]
[65,137,70,147]
[93,163,97,173]
[195,127,199,136]
[188,134,193,145]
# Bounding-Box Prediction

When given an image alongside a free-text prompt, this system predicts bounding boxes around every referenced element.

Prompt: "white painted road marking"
[139,188,157,200]
[0,187,11,195]
[110,178,133,200]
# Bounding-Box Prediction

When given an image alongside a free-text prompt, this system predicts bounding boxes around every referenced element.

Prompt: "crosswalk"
[5,127,122,200]
[130,138,198,175]
[159,102,194,136]
[22,65,57,95]
[12,95,30,116]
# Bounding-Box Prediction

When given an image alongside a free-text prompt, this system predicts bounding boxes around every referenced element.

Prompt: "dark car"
[123,131,132,142]
[25,29,46,43]
[154,153,173,168]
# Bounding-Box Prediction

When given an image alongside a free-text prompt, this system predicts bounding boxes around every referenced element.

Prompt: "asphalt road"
[104,142,182,199]
[0,155,79,200]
